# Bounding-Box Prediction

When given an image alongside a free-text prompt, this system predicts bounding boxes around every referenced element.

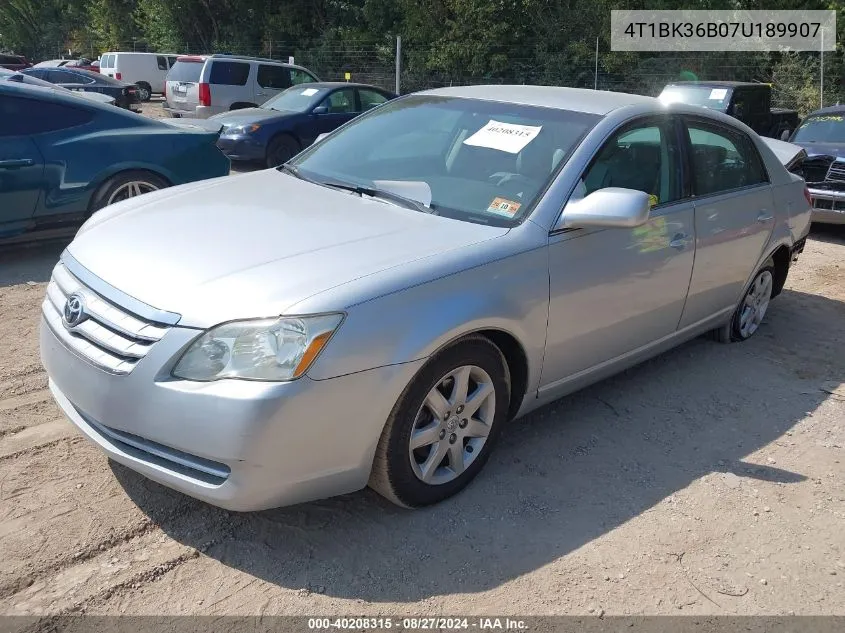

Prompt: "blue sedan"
[0,81,230,244]
[211,82,396,167]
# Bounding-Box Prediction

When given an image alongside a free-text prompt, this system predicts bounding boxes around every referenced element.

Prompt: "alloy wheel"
[408,365,496,485]
[738,270,773,338]
[106,181,159,205]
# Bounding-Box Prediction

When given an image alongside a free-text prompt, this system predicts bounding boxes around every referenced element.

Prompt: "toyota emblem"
[63,293,88,328]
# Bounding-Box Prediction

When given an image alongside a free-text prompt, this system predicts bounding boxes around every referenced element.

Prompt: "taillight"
[198,82,211,106]
[115,72,122,80]
[804,186,813,208]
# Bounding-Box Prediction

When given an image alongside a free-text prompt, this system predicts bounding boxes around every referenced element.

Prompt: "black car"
[22,67,140,111]
[211,82,396,167]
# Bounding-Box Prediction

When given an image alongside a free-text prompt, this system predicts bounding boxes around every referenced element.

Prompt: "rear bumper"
[216,135,266,162]
[808,186,845,225]
[163,104,222,119]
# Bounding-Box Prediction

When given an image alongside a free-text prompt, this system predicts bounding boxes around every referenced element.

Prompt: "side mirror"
[312,105,328,115]
[315,132,329,143]
[780,129,792,141]
[558,187,651,230]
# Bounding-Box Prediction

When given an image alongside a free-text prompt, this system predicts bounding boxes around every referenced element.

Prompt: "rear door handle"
[0,159,34,169]
[757,210,774,222]
[669,233,692,250]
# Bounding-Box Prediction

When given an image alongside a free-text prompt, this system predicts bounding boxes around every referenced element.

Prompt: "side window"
[208,61,249,86]
[0,96,93,136]
[289,68,316,86]
[257,64,290,89]
[358,89,388,112]
[581,121,680,206]
[156,56,168,71]
[26,69,47,80]
[685,120,768,196]
[167,56,177,68]
[46,70,75,84]
[320,88,355,114]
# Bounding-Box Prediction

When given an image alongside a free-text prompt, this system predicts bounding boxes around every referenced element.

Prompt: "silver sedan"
[40,85,812,511]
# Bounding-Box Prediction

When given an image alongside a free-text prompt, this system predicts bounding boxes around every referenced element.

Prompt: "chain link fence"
[57,38,843,116]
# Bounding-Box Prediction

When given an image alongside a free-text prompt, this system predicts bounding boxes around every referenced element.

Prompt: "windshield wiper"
[320,181,435,214]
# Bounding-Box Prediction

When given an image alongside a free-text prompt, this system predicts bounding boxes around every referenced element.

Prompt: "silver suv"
[163,54,320,118]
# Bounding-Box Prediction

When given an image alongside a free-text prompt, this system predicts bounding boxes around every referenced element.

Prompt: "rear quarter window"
[168,60,203,83]
[209,61,250,86]
[0,95,93,136]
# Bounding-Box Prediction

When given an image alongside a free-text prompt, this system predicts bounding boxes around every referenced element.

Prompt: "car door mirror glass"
[558,187,651,230]
[312,105,328,115]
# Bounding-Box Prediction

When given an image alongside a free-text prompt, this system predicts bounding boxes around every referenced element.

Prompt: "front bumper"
[41,316,424,511]
[808,186,845,225]
[216,135,266,162]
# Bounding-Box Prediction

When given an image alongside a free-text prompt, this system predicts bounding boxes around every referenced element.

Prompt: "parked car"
[0,53,31,71]
[33,59,95,69]
[659,81,799,140]
[40,85,811,512]
[1,67,116,105]
[62,58,100,73]
[211,82,396,166]
[787,106,845,225]
[0,81,230,244]
[99,51,178,101]
[22,67,141,111]
[164,54,320,119]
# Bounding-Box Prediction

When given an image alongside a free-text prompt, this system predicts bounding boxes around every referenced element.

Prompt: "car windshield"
[792,114,845,143]
[264,85,326,112]
[659,85,731,111]
[289,95,599,226]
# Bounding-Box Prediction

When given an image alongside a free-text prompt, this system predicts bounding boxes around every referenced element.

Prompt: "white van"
[99,52,178,101]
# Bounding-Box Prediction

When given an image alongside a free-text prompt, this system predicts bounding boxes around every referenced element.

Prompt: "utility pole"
[395,35,402,95]
[594,36,599,90]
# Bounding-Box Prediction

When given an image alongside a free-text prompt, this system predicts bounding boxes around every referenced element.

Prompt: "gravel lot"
[0,104,843,615]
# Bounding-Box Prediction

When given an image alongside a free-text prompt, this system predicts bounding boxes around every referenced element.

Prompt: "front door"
[0,101,45,230]
[312,87,358,135]
[677,116,775,329]
[542,117,696,388]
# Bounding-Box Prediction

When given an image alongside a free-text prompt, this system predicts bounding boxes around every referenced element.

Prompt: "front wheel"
[369,336,510,508]
[266,134,300,168]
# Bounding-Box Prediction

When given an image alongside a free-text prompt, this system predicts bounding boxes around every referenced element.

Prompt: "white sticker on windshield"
[301,88,319,96]
[463,120,542,154]
[709,88,728,100]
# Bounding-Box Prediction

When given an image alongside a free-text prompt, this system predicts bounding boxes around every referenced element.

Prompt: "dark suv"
[0,54,31,71]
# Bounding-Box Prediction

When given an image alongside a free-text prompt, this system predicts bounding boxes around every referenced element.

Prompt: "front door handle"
[256,91,266,96]
[757,210,774,222]
[0,158,34,169]
[669,233,692,250]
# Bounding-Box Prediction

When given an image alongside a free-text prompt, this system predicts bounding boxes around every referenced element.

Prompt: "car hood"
[210,108,294,126]
[791,141,845,159]
[68,169,509,328]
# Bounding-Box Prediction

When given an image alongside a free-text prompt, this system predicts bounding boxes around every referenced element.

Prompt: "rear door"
[254,63,290,104]
[207,60,251,110]
[356,87,390,113]
[678,116,775,328]
[165,57,204,115]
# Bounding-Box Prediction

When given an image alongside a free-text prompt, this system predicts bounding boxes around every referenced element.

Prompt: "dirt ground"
[0,226,842,617]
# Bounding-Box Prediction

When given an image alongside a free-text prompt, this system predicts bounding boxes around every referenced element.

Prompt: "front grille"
[825,161,845,183]
[42,262,170,374]
[802,157,833,183]
[812,197,845,211]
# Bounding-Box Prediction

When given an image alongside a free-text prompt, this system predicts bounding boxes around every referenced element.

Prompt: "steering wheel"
[488,172,534,188]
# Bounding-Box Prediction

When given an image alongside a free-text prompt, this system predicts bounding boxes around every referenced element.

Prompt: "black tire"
[266,134,300,168]
[136,82,152,102]
[713,259,775,343]
[89,170,169,212]
[368,335,511,508]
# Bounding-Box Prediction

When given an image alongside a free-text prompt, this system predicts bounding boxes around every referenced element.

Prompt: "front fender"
[306,246,550,401]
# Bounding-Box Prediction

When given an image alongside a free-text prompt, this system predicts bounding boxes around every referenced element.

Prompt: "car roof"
[665,81,765,89]
[174,54,312,72]
[299,82,390,91]
[417,85,656,116]
[803,104,845,117]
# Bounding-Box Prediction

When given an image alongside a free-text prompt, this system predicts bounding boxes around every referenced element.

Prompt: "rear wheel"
[266,134,300,168]
[90,170,169,212]
[136,82,152,102]
[713,260,775,343]
[369,336,510,508]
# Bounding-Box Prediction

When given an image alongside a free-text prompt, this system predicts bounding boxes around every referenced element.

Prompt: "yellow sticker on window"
[487,197,522,217]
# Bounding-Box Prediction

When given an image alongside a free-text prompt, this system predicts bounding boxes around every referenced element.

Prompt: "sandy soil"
[0,225,842,617]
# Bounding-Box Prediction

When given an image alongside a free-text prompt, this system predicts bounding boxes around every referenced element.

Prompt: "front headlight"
[172,314,343,382]
[223,123,260,135]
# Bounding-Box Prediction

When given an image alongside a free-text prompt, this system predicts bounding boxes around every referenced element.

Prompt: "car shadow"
[0,240,67,288]
[808,222,845,245]
[111,285,844,602]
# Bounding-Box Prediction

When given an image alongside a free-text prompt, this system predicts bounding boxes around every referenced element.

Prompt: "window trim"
[679,114,770,201]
